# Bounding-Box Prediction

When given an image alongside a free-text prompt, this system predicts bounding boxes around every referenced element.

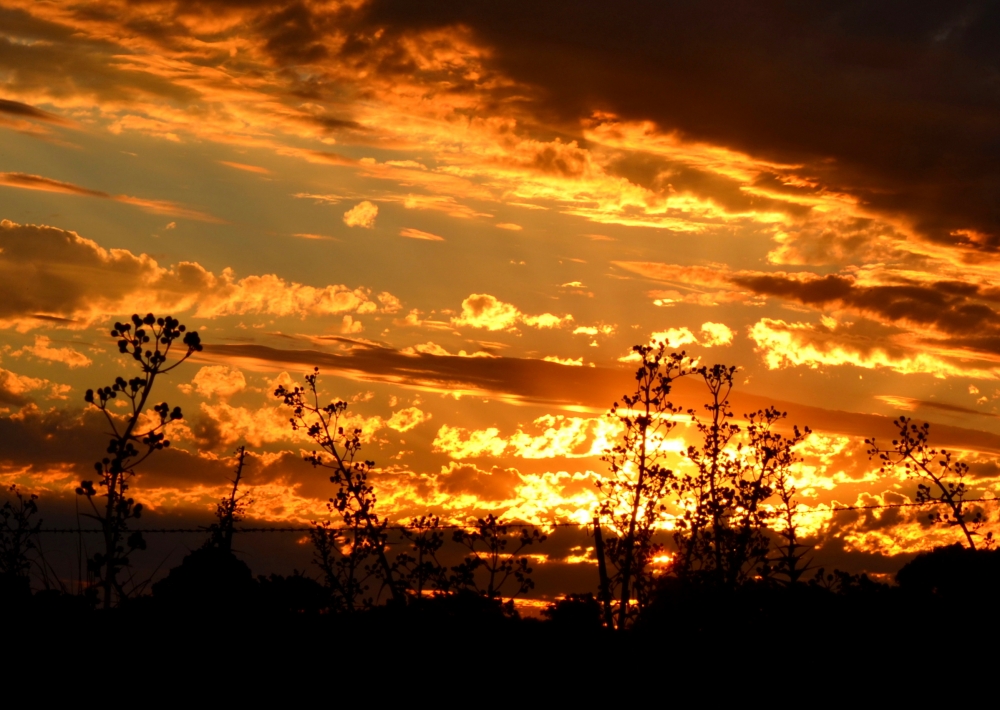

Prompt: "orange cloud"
[620,322,734,360]
[400,341,497,358]
[0,172,222,223]
[387,406,431,432]
[13,336,92,368]
[452,294,521,331]
[543,356,592,367]
[0,367,69,405]
[0,220,398,329]
[343,201,379,228]
[433,425,509,459]
[218,160,270,174]
[399,228,445,241]
[452,294,573,332]
[180,365,247,399]
[433,415,622,461]
[748,318,1000,379]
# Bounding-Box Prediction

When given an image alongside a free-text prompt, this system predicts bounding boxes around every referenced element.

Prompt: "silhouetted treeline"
[3,326,1000,643]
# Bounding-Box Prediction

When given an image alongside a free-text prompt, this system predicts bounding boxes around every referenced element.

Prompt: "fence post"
[593,516,614,629]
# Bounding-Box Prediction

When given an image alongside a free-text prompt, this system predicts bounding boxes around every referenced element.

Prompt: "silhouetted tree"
[309,520,378,612]
[152,545,256,613]
[78,313,201,608]
[393,515,449,601]
[867,417,989,549]
[206,446,252,553]
[672,365,809,589]
[450,514,546,615]
[0,484,40,600]
[765,457,812,585]
[597,343,691,628]
[275,368,404,607]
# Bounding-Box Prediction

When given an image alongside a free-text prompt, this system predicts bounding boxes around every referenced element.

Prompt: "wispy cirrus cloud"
[0,172,223,222]
[400,228,445,241]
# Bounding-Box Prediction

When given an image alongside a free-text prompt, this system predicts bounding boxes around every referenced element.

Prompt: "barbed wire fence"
[32,497,997,534]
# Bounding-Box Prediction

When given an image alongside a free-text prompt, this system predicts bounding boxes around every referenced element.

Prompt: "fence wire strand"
[33,497,996,534]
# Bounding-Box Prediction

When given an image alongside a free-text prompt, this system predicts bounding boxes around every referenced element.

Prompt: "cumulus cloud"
[343,201,378,228]
[376,292,403,314]
[196,403,300,448]
[14,336,92,368]
[387,406,431,432]
[0,368,68,406]
[0,220,398,329]
[195,401,389,450]
[180,365,246,399]
[748,318,1000,379]
[619,257,1000,374]
[452,294,573,332]
[400,341,497,358]
[340,315,364,334]
[433,416,621,460]
[699,322,734,346]
[573,325,616,337]
[453,294,520,331]
[543,356,587,367]
[626,322,735,355]
[522,312,575,329]
[650,328,698,349]
[435,461,522,502]
[433,425,508,459]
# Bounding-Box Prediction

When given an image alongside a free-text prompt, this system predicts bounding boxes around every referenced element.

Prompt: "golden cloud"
[0,172,222,223]
[399,228,445,241]
[433,415,621,461]
[387,406,431,432]
[13,335,92,368]
[452,293,573,332]
[343,200,379,228]
[180,365,247,400]
[748,318,1000,379]
[0,367,69,405]
[0,220,397,329]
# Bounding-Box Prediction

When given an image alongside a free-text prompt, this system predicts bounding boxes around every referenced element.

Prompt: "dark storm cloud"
[733,273,1000,336]
[354,0,1000,247]
[12,2,998,245]
[731,272,1000,350]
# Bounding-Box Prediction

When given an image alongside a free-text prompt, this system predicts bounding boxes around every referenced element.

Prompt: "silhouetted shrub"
[543,593,603,630]
[451,514,545,615]
[0,484,40,604]
[257,572,328,615]
[276,368,403,608]
[868,418,991,549]
[897,544,1000,601]
[79,313,201,608]
[153,546,255,612]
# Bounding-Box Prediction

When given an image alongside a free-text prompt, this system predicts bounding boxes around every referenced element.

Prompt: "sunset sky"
[3,1,1000,593]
